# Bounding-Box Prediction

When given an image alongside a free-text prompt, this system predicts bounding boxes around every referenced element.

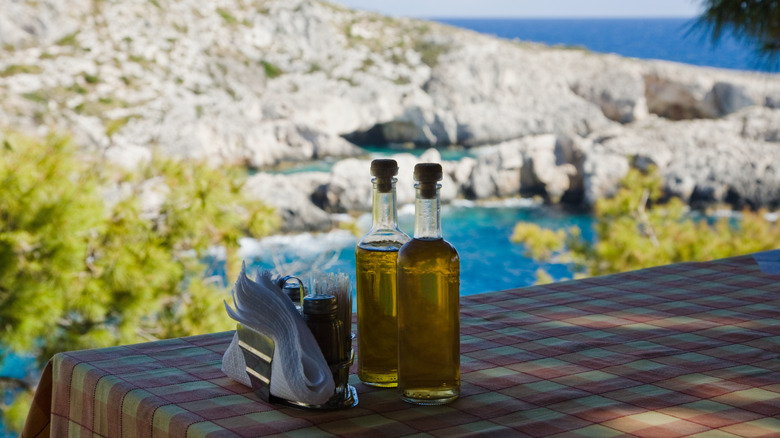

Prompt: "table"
[23,252,780,437]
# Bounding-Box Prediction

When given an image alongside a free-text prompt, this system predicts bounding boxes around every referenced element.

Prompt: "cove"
[242,200,595,296]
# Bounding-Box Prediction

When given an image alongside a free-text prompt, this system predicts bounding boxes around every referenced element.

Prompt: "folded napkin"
[222,264,335,405]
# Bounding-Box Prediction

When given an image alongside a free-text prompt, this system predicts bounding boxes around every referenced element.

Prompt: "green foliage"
[512,166,780,282]
[55,31,80,47]
[0,64,43,78]
[3,389,33,433]
[83,72,100,84]
[394,75,412,85]
[511,223,566,261]
[307,62,323,74]
[217,7,239,25]
[0,131,279,431]
[261,60,283,79]
[695,0,780,68]
[413,39,448,68]
[105,116,133,138]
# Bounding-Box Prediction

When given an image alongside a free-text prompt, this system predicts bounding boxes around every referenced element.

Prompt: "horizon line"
[420,15,699,20]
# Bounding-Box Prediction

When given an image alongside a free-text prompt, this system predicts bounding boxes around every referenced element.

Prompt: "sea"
[433,17,775,73]
[243,199,594,296]
[0,17,771,437]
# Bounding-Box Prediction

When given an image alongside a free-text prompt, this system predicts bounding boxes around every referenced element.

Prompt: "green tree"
[0,131,279,431]
[512,166,780,281]
[695,0,780,66]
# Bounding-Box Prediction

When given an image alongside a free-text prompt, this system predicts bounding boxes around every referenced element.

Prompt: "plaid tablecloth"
[23,252,780,437]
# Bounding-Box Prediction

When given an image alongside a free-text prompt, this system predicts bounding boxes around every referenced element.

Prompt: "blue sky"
[335,0,702,18]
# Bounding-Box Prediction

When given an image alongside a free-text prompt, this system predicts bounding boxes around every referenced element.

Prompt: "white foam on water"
[239,230,358,276]
[710,208,740,219]
[398,203,416,217]
[475,197,541,208]
[239,230,356,260]
[450,199,476,208]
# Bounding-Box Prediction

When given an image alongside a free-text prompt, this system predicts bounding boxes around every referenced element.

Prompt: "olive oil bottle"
[397,163,460,405]
[355,159,410,387]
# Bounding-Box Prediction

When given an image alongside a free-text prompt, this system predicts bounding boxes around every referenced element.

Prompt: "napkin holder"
[236,323,358,410]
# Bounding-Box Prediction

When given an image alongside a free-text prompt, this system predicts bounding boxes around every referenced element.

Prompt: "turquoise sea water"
[0,355,35,437]
[244,201,595,296]
[269,145,474,175]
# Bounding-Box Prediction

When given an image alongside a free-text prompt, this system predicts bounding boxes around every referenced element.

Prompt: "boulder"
[582,151,630,205]
[3,0,780,217]
[570,64,649,123]
[317,149,458,213]
[462,135,578,202]
[424,38,614,146]
[737,106,780,142]
[589,108,780,208]
[318,158,373,213]
[244,172,333,232]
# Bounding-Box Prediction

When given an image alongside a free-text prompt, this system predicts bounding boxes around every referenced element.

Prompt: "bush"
[0,131,279,431]
[512,166,780,281]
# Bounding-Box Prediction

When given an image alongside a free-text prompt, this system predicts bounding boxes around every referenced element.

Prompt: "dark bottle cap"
[371,159,398,193]
[414,163,442,198]
[303,294,338,315]
[370,159,399,178]
[414,163,443,183]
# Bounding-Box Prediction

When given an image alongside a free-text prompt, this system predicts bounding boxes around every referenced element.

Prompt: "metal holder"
[236,323,358,410]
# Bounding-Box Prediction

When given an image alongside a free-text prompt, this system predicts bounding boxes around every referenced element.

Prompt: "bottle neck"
[372,178,399,229]
[414,183,442,239]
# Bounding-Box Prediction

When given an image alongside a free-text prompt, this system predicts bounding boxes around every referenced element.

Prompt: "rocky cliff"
[2,0,779,231]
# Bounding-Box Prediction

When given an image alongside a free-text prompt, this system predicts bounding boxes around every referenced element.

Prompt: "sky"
[335,0,702,19]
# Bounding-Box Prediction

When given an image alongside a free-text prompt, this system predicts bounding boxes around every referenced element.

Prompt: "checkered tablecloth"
[23,252,780,437]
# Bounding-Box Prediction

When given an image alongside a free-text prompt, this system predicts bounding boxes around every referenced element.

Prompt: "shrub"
[512,166,780,281]
[0,131,279,431]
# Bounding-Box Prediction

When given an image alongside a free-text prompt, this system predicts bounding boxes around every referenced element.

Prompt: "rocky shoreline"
[1,0,779,232]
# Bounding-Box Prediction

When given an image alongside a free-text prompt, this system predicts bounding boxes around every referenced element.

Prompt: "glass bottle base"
[358,372,398,388]
[362,381,398,388]
[400,387,459,405]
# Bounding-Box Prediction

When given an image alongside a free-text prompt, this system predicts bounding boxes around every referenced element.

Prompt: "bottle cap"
[370,159,399,178]
[414,163,442,198]
[303,294,338,315]
[371,159,398,193]
[414,163,442,183]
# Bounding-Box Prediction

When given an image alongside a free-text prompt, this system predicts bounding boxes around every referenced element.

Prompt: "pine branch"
[0,375,32,392]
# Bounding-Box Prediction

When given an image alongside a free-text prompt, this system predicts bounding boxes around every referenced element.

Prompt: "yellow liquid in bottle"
[397,237,460,405]
[356,246,400,387]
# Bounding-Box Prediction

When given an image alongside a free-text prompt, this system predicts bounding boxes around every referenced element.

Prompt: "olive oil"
[356,246,401,386]
[397,163,460,405]
[355,160,409,387]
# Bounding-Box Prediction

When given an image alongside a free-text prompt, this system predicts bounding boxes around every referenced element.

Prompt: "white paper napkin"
[222,264,335,405]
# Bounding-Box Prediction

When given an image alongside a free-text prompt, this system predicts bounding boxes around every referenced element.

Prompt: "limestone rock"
[582,152,630,205]
[571,65,649,123]
[244,172,333,232]
[590,109,780,208]
[2,0,780,224]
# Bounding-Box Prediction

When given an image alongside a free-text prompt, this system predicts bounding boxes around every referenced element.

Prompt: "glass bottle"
[303,294,347,398]
[355,159,410,387]
[397,163,460,405]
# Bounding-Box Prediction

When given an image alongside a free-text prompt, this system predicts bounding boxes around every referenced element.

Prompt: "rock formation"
[1,0,779,231]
